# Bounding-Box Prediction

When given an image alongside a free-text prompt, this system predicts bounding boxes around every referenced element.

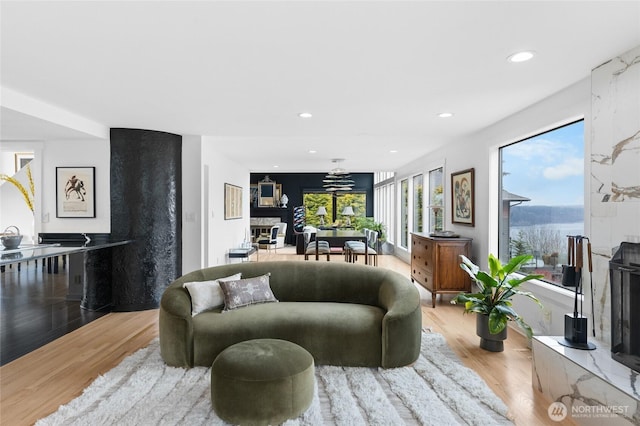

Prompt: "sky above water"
[501,120,584,206]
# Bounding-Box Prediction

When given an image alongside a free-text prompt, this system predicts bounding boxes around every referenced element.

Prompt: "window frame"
[496,118,585,289]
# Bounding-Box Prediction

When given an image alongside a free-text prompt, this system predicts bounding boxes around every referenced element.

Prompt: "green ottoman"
[210,339,315,425]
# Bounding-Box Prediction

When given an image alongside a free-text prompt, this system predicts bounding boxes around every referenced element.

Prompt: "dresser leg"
[432,293,436,308]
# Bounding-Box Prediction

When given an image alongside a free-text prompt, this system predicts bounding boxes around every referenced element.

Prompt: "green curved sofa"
[159,261,422,369]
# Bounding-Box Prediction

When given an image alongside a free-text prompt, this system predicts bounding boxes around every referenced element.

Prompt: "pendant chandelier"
[323,159,355,193]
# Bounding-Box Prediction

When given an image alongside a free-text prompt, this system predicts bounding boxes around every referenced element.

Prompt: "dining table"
[315,229,368,264]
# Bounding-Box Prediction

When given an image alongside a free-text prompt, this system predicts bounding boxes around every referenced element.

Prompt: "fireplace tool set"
[559,235,596,350]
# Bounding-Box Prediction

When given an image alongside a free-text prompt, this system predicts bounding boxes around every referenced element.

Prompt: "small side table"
[227,246,258,263]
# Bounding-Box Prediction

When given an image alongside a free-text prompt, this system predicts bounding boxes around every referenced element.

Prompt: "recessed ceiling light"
[308,150,317,154]
[438,112,454,118]
[273,165,279,168]
[298,112,313,118]
[507,51,535,63]
[390,150,398,153]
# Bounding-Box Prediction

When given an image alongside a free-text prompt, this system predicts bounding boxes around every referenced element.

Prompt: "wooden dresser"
[410,233,472,308]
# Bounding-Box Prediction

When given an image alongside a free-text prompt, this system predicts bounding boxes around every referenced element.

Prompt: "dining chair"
[348,230,378,266]
[303,230,330,261]
[344,229,368,263]
[257,225,279,252]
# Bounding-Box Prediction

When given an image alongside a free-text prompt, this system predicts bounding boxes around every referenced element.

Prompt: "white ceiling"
[1,1,639,173]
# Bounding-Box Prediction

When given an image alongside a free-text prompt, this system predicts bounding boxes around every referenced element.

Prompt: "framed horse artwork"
[56,167,96,218]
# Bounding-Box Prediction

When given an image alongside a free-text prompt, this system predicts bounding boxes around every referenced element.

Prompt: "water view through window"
[499,120,584,286]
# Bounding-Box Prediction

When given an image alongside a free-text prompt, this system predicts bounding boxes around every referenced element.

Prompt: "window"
[303,191,366,227]
[499,120,584,286]
[400,179,409,248]
[336,192,366,226]
[412,174,423,233]
[427,167,444,232]
[303,192,333,228]
[374,180,395,244]
[374,171,394,184]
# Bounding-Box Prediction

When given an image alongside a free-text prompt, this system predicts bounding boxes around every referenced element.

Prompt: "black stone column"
[110,128,182,311]
[78,248,113,311]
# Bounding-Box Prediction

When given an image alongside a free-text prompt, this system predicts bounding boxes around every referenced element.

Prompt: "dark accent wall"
[250,172,374,244]
[110,128,182,311]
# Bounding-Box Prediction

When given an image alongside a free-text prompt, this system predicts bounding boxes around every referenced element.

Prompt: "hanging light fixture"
[323,159,355,193]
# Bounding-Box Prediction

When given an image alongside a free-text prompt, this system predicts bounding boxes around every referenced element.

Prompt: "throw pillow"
[219,273,278,312]
[183,273,242,316]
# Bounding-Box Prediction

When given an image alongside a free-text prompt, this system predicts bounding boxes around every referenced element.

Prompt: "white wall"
[1,90,111,237]
[182,134,252,273]
[2,127,250,278]
[394,77,591,337]
[394,41,640,340]
[182,135,205,274]
[1,141,42,243]
[202,137,251,268]
[2,138,112,239]
[39,140,111,234]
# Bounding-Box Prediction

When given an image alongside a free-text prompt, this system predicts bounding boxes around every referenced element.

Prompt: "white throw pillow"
[183,273,242,316]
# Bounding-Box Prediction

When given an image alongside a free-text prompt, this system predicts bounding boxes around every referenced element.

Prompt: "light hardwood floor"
[0,247,574,426]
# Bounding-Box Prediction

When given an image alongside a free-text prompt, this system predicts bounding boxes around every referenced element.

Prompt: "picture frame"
[224,183,243,220]
[258,181,276,207]
[56,167,96,218]
[275,183,283,206]
[14,152,34,172]
[250,184,258,207]
[451,168,475,226]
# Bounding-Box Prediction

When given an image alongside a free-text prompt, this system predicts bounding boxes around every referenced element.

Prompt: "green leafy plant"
[353,216,386,242]
[451,254,543,338]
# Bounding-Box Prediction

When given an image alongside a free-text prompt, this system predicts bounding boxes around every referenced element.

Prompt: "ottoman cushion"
[211,339,315,425]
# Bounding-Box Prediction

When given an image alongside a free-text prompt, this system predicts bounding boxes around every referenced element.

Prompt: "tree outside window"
[428,167,444,232]
[400,179,409,248]
[413,174,423,233]
[303,192,333,228]
[336,193,366,226]
[303,192,366,227]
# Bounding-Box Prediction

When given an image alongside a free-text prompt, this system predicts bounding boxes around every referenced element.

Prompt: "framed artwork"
[14,152,34,172]
[56,167,96,218]
[451,168,474,226]
[224,183,243,220]
[250,184,258,207]
[258,181,276,207]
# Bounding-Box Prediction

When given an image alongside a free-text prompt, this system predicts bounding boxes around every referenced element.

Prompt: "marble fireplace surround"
[250,217,281,240]
[533,336,639,425]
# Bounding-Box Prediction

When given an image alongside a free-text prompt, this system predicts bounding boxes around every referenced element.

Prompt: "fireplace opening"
[609,242,640,373]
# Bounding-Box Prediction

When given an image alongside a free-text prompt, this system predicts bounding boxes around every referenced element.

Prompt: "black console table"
[2,234,132,311]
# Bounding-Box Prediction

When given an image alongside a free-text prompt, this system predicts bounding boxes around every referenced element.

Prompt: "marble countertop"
[1,240,132,265]
[535,336,640,401]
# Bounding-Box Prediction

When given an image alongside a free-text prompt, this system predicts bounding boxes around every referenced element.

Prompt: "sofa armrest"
[378,272,422,368]
[159,284,195,367]
[160,284,192,317]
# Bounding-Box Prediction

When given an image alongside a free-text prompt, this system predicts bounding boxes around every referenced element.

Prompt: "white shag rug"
[37,331,512,425]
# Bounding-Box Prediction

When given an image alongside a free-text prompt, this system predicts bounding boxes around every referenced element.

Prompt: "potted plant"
[353,217,388,252]
[451,254,543,352]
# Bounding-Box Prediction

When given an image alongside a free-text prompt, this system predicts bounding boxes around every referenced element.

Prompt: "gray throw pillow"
[220,273,278,312]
